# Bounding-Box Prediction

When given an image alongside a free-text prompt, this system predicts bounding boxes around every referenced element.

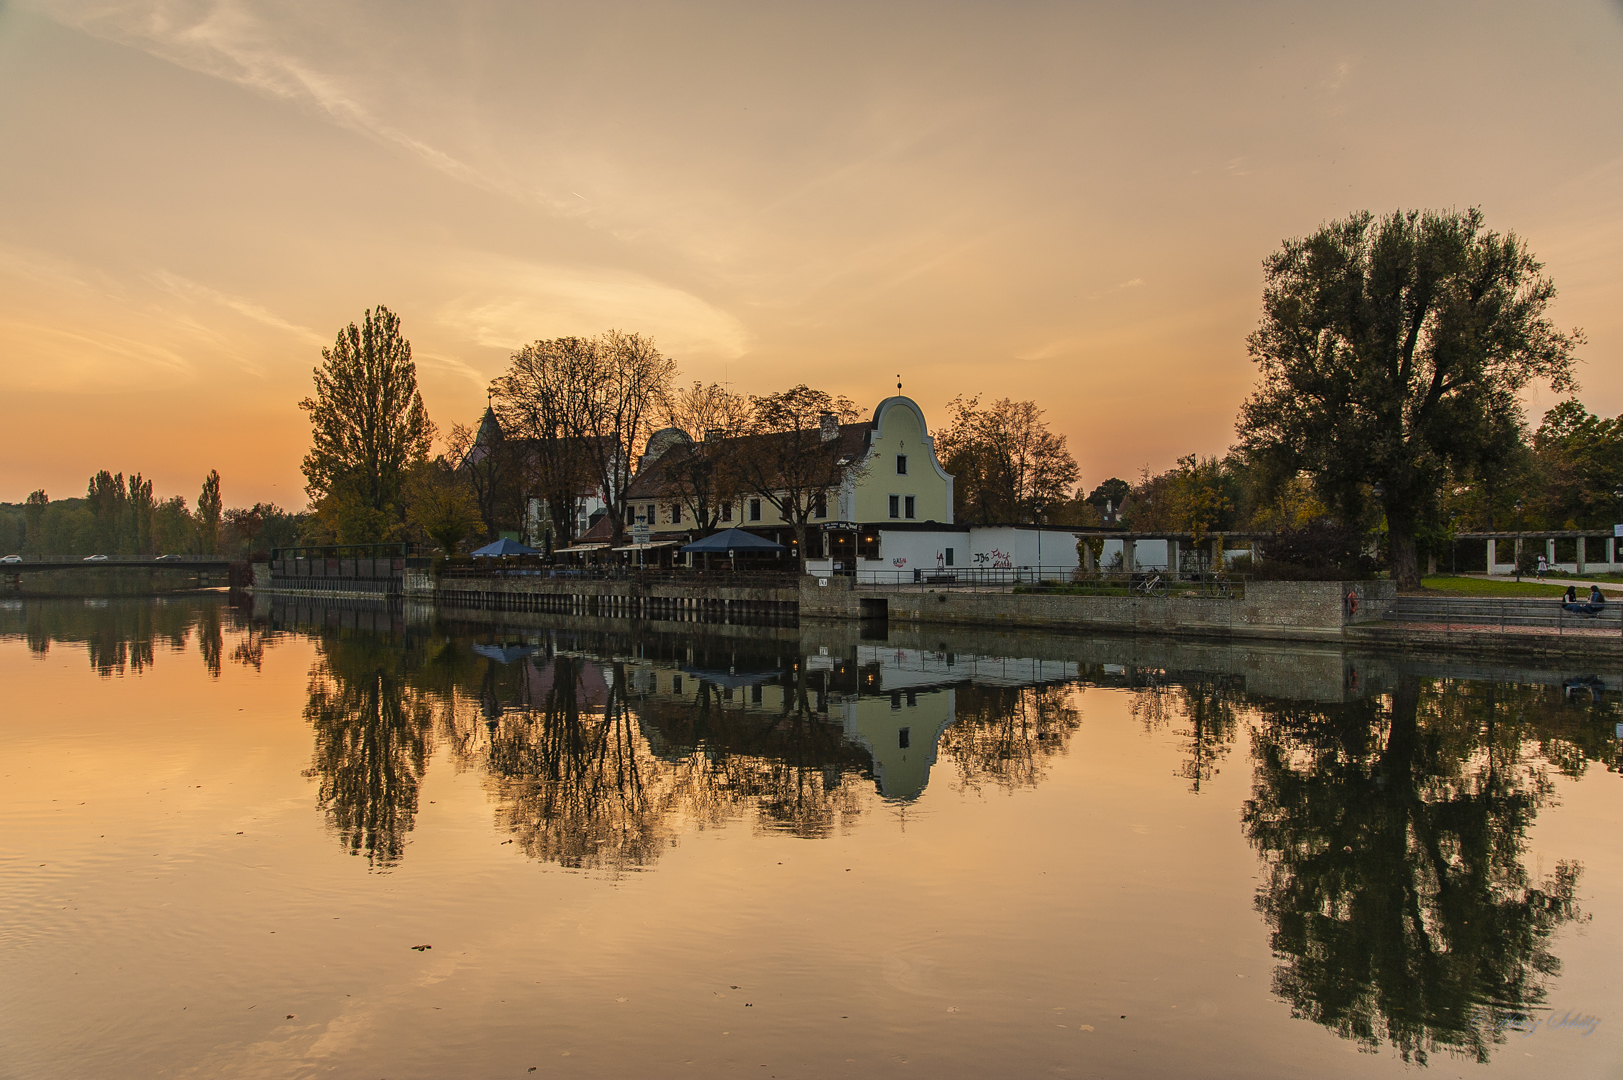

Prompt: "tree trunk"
[791,520,808,573]
[1389,519,1422,591]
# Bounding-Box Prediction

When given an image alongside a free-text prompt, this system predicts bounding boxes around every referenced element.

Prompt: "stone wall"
[806,576,1396,642]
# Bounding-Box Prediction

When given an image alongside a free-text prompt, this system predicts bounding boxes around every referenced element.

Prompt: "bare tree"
[734,386,866,570]
[492,331,675,544]
[937,396,1077,523]
[648,382,753,533]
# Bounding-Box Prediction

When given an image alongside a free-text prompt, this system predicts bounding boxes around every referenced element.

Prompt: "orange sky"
[3,1,1621,508]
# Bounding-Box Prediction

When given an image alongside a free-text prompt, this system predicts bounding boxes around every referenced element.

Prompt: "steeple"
[476,401,503,447]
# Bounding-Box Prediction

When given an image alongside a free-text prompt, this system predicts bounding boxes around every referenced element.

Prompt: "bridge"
[1,556,235,596]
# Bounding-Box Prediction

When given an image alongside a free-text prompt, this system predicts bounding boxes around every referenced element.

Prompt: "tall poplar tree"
[300,306,432,544]
[196,470,222,555]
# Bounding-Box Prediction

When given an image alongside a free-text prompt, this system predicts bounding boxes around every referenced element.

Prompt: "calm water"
[2,594,1621,1079]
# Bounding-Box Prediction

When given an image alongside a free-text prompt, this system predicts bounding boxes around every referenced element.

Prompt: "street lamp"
[1032,502,1045,579]
[1514,498,1524,583]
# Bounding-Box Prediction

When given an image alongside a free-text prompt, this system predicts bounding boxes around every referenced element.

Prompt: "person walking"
[1536,553,1548,579]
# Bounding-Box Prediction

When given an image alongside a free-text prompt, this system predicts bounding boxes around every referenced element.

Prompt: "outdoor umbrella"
[679,529,785,553]
[470,538,541,557]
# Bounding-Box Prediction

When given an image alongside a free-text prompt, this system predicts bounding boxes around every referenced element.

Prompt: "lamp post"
[1032,502,1045,580]
[1514,498,1524,583]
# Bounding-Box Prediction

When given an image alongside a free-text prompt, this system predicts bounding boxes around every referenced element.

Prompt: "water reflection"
[9,594,1623,1068]
[301,631,434,866]
[1242,679,1605,1064]
[0,594,237,677]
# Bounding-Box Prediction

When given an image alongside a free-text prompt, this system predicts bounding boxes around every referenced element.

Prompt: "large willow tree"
[1237,209,1581,589]
[300,306,432,544]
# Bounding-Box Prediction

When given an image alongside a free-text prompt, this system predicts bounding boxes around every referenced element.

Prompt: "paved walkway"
[1397,621,1621,638]
[1465,573,1623,592]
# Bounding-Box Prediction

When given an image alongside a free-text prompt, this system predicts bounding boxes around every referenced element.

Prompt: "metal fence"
[851,566,1245,598]
[436,563,805,589]
[1385,596,1623,637]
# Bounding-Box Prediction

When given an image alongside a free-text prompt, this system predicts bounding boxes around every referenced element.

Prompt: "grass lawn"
[1418,575,1574,597]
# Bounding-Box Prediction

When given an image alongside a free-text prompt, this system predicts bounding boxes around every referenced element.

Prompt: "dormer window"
[896,454,908,475]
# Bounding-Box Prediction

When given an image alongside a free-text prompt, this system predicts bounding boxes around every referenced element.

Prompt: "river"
[2,593,1619,1078]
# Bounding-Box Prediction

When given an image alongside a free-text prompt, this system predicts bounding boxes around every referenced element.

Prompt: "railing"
[0,555,232,565]
[851,566,1246,598]
[1385,596,1623,637]
[271,543,420,560]
[435,564,805,589]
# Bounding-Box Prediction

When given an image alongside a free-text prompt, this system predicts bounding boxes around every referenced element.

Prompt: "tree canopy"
[937,396,1078,524]
[1237,208,1581,589]
[300,306,432,544]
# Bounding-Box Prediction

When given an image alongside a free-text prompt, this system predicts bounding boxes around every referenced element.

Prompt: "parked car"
[154,554,182,562]
[0,554,21,563]
[82,554,109,562]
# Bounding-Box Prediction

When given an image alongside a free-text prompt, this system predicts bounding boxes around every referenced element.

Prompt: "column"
[1082,542,1096,573]
[1487,537,1497,575]
[1514,537,1523,573]
[1577,536,1586,576]
[1120,539,1137,575]
[1165,538,1181,579]
[1546,538,1556,571]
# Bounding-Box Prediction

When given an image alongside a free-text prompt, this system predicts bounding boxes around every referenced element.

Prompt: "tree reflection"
[302,634,434,868]
[1128,671,1244,793]
[941,684,1081,791]
[0,596,230,676]
[1243,678,1586,1064]
[479,655,677,872]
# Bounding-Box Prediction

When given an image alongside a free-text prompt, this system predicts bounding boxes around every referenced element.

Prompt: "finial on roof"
[897,375,902,394]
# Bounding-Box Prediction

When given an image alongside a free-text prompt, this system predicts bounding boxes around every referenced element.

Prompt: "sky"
[2,0,1622,508]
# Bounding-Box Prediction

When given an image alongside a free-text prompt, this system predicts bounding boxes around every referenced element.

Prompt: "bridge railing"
[0,555,233,565]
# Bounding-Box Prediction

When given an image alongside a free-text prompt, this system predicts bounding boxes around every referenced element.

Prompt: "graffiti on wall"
[973,549,1013,569]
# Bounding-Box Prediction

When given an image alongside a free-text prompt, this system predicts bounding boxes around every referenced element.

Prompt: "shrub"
[1251,521,1377,580]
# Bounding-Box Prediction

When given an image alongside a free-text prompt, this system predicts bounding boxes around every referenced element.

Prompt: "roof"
[624,422,874,501]
[681,528,786,553]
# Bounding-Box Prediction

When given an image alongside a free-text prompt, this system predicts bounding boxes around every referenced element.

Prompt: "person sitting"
[1563,585,1583,614]
[1582,585,1607,616]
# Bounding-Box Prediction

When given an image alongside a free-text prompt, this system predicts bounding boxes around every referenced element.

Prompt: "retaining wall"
[805,577,1395,642]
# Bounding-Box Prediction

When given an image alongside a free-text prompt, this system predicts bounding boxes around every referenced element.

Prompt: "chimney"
[819,413,839,442]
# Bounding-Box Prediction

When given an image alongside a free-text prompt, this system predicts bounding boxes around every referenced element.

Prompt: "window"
[749,498,762,521]
[858,532,880,559]
[814,491,827,518]
[888,495,900,519]
[905,496,916,519]
[896,454,908,475]
[944,547,954,566]
[646,504,656,524]
[721,502,732,521]
[899,727,911,748]
[670,503,682,524]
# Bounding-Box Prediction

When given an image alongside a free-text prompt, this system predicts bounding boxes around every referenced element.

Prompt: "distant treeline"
[0,470,306,559]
